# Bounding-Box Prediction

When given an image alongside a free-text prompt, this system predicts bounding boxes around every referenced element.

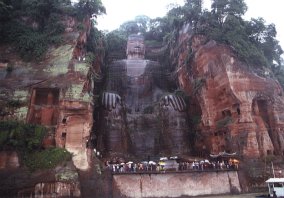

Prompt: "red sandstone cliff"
[0,16,101,170]
[175,25,284,158]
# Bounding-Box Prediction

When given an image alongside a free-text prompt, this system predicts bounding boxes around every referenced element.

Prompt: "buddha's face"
[128,40,144,53]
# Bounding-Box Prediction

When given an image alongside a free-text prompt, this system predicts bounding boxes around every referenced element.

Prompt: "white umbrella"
[126,161,133,164]
[149,161,156,165]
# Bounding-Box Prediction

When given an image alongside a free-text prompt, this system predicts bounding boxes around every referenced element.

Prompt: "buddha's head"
[127,34,145,60]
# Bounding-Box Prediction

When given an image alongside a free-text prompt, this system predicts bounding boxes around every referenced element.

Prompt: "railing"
[109,163,239,175]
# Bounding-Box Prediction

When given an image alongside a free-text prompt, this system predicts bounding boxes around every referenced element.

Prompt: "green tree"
[118,15,150,36]
[211,0,247,26]
[105,30,127,58]
[134,15,151,33]
[165,5,184,29]
[0,0,106,60]
[119,20,140,35]
[21,0,68,30]
[194,0,283,67]
[0,0,12,17]
[183,0,203,30]
[76,0,106,17]
[86,27,105,53]
[273,59,284,88]
[245,18,283,66]
[146,17,171,41]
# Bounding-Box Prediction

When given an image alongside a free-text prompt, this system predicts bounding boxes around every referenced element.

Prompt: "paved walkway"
[112,169,238,175]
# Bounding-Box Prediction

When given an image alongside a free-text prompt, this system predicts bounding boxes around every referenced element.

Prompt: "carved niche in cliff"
[95,34,191,157]
[27,87,59,126]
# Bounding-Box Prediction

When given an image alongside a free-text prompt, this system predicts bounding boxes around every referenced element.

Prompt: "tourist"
[273,190,277,198]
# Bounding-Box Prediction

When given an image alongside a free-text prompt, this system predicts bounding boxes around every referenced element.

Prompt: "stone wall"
[113,171,241,198]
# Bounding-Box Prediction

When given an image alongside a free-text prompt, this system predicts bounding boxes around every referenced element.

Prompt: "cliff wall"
[0,151,19,169]
[113,171,241,198]
[175,24,284,158]
[0,16,98,170]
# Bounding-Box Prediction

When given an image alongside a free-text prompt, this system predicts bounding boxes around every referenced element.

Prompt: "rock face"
[0,17,97,170]
[175,24,284,158]
[97,34,190,158]
[16,164,81,197]
[0,151,20,169]
[17,182,81,197]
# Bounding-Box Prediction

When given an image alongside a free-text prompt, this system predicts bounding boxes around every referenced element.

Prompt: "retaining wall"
[113,171,241,198]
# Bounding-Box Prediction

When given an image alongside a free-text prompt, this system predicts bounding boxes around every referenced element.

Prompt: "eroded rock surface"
[0,17,97,170]
[175,24,284,158]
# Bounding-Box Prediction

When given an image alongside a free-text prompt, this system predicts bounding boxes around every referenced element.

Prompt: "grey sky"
[96,0,284,51]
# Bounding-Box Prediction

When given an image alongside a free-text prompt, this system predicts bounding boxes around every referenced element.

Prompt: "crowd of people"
[105,158,239,174]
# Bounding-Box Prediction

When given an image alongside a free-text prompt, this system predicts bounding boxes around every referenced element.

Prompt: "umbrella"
[204,159,210,163]
[149,161,156,165]
[160,157,168,161]
[126,161,133,164]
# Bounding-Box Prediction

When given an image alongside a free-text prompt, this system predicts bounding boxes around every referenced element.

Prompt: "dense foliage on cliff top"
[107,0,283,80]
[0,0,105,61]
[0,121,71,170]
[1,0,284,84]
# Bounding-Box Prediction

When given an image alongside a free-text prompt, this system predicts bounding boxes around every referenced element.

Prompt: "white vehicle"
[266,178,284,197]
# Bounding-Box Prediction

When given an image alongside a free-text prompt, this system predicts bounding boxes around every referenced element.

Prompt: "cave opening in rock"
[222,109,231,117]
[255,100,270,125]
[62,132,66,138]
[62,117,67,124]
[237,108,240,115]
[34,88,59,105]
[27,87,60,125]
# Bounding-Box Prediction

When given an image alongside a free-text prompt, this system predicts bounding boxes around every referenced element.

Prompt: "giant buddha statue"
[96,34,191,158]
